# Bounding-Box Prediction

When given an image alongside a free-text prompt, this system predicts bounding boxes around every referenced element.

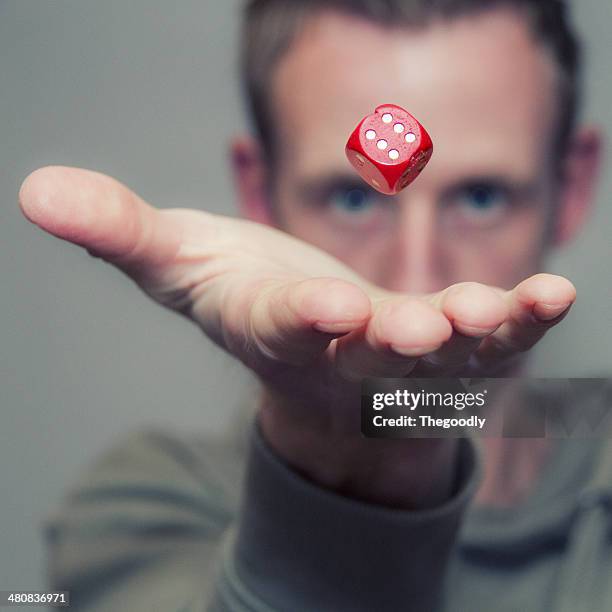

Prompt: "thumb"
[18,165,183,276]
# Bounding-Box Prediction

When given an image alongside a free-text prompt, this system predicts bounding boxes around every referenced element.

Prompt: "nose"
[382,191,443,295]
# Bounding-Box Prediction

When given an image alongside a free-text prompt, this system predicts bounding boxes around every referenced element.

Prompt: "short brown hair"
[241,0,582,166]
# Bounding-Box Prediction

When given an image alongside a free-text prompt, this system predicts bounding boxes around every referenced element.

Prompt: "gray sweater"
[43,403,612,611]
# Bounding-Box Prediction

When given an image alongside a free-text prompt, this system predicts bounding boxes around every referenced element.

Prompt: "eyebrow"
[295,171,385,203]
[440,174,543,201]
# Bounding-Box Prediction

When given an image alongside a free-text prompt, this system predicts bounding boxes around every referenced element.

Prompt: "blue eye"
[330,187,376,214]
[460,184,506,212]
[446,182,512,229]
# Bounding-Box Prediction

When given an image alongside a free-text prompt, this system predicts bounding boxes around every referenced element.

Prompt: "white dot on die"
[393,123,405,134]
[405,132,417,143]
[377,139,388,150]
[365,129,376,140]
[388,149,399,160]
[382,113,393,123]
[372,178,381,188]
[355,153,365,166]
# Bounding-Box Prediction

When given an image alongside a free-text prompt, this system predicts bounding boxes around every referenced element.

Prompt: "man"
[18,0,607,610]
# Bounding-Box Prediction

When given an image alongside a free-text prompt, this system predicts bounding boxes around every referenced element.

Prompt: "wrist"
[258,396,460,510]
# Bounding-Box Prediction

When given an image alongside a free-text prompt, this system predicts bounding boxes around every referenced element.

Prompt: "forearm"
[214,415,482,612]
[258,389,461,511]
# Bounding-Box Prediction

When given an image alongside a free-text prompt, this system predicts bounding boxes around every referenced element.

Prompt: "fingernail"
[533,302,572,321]
[390,343,442,357]
[453,322,500,338]
[313,320,360,334]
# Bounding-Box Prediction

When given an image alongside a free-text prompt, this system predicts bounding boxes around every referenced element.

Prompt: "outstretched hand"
[19,166,576,507]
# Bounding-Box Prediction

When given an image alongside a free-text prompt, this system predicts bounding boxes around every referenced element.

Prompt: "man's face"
[266,8,561,294]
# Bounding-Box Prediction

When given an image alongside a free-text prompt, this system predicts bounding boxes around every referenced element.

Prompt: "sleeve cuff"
[225,418,483,612]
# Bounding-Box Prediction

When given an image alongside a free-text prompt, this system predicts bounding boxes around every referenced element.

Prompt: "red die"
[345,103,433,195]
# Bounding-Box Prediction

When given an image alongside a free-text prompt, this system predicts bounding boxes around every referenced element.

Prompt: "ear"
[553,126,604,247]
[229,135,278,227]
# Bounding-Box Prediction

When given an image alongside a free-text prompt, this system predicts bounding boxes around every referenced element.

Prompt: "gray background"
[1,0,610,598]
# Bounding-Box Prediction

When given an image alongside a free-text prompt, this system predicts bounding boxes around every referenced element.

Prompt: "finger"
[418,282,509,372]
[475,273,576,365]
[334,297,453,381]
[218,277,371,368]
[18,165,183,275]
